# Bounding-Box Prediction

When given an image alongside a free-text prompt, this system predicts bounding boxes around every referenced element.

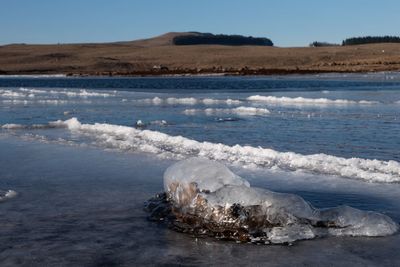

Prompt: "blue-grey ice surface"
[1,74,400,265]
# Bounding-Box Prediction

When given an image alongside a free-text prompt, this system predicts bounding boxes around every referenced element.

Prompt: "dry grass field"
[1,32,400,76]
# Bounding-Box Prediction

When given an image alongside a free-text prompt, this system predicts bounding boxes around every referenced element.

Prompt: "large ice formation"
[146,158,398,244]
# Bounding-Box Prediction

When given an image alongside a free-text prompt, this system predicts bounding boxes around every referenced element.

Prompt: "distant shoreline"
[1,32,400,77]
[0,68,397,78]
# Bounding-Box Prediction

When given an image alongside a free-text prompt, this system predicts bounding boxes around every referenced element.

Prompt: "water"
[0,74,400,265]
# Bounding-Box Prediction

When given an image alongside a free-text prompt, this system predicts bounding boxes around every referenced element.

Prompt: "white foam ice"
[139,97,241,106]
[1,122,64,130]
[2,99,90,105]
[149,97,163,105]
[201,98,242,105]
[1,124,25,129]
[51,118,82,130]
[184,106,270,116]
[2,99,29,105]
[48,89,114,98]
[166,97,198,105]
[247,95,379,105]
[140,97,198,105]
[18,88,47,94]
[0,89,26,98]
[55,118,400,183]
[37,100,69,104]
[1,88,115,99]
[162,158,398,244]
[182,109,198,115]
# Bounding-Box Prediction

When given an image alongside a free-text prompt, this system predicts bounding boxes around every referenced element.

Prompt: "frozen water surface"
[1,137,400,266]
[0,75,400,265]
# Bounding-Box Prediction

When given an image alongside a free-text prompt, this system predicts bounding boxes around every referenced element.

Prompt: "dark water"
[1,75,400,92]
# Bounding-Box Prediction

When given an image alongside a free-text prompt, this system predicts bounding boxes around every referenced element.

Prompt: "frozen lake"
[0,74,400,265]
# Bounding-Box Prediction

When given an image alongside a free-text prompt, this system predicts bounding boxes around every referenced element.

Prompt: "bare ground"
[1,32,400,76]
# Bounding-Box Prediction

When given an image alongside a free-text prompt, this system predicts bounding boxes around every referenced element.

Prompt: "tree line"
[172,33,400,47]
[342,36,400,46]
[173,33,273,46]
[311,36,400,47]
[309,41,340,47]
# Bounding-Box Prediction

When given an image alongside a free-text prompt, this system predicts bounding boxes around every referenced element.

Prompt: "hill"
[0,32,400,76]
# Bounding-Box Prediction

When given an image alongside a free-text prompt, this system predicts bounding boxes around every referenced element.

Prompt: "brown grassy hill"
[1,32,400,76]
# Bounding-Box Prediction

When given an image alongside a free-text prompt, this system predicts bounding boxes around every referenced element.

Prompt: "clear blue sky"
[1,0,399,47]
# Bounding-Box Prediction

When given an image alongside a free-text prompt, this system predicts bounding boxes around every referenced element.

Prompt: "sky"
[1,0,400,47]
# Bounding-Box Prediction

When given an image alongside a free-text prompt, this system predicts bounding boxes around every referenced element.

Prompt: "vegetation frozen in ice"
[146,158,398,244]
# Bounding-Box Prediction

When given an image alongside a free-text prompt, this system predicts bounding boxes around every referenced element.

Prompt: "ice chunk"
[0,89,27,98]
[49,89,114,97]
[139,97,241,106]
[1,88,114,99]
[320,206,399,237]
[19,88,47,94]
[136,120,145,127]
[166,97,197,105]
[151,158,398,244]
[1,123,25,129]
[0,190,17,202]
[150,120,168,126]
[183,107,270,116]
[164,158,249,207]
[202,98,242,105]
[51,117,82,130]
[247,95,379,105]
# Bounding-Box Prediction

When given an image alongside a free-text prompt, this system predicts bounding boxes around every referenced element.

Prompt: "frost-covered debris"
[215,117,242,122]
[184,107,270,116]
[135,120,145,127]
[56,118,400,183]
[145,158,398,244]
[134,119,168,128]
[247,95,379,105]
[151,120,168,126]
[0,190,17,202]
[138,97,241,105]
